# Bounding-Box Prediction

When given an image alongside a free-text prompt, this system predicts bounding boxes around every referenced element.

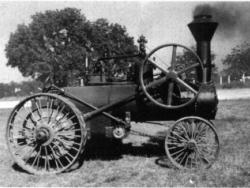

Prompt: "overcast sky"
[0,1,242,83]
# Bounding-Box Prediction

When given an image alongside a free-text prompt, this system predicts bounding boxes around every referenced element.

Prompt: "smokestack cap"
[188,14,218,42]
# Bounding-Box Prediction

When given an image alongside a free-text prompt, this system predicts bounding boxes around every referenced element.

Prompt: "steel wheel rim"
[165,116,219,170]
[6,93,87,175]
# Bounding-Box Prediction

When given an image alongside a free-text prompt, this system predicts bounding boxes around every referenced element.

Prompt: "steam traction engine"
[6,15,220,174]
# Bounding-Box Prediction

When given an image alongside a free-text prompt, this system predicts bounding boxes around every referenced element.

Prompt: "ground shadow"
[72,131,170,171]
[12,130,171,174]
[82,132,166,160]
[12,163,32,174]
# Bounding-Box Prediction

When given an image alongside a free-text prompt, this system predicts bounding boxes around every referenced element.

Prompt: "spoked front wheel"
[6,93,87,175]
[165,116,219,170]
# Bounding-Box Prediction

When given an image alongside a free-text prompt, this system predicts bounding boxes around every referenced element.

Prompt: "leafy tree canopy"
[5,8,138,87]
[222,42,250,80]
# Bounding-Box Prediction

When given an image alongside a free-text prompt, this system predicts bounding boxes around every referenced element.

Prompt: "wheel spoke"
[67,152,75,160]
[170,147,186,157]
[54,105,67,124]
[44,146,50,171]
[171,130,188,142]
[175,77,198,94]
[57,129,81,135]
[147,57,169,75]
[194,150,201,169]
[190,119,196,139]
[201,124,209,136]
[51,104,61,124]
[196,124,209,140]
[179,122,190,140]
[167,135,180,142]
[59,140,80,152]
[167,82,174,105]
[179,151,188,166]
[173,149,185,162]
[167,135,181,142]
[47,98,55,124]
[194,121,203,139]
[190,153,195,169]
[167,141,185,148]
[55,113,71,127]
[31,146,41,168]
[197,148,211,166]
[57,124,78,132]
[65,156,71,164]
[177,62,200,75]
[49,144,64,169]
[33,98,43,120]
[49,151,59,171]
[183,154,189,168]
[55,137,76,148]
[23,107,37,127]
[145,76,166,90]
[59,114,76,125]
[33,102,48,128]
[171,45,177,70]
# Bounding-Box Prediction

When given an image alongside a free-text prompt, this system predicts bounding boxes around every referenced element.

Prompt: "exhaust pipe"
[188,14,218,83]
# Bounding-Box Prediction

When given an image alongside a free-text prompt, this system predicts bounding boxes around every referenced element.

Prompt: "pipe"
[188,14,218,83]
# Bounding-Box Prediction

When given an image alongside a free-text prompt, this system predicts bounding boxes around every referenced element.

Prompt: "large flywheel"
[140,43,204,109]
[6,93,87,175]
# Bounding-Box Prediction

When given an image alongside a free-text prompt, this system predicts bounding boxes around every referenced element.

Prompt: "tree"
[222,42,250,80]
[5,8,138,87]
[86,18,138,81]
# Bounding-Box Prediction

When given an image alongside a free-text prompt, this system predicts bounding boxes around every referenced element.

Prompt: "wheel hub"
[113,127,127,139]
[167,71,177,79]
[36,126,54,145]
[186,139,197,150]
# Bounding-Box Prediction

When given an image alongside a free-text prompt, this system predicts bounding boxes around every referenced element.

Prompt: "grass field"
[1,99,250,186]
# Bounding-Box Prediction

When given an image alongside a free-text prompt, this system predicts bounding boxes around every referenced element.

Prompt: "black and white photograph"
[0,0,250,186]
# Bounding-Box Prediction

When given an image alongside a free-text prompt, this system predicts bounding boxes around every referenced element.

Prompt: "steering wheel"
[139,43,204,110]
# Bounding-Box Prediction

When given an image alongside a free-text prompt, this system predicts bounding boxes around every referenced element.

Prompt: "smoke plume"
[193,2,250,40]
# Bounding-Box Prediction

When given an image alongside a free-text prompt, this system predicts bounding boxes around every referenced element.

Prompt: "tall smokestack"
[188,15,218,82]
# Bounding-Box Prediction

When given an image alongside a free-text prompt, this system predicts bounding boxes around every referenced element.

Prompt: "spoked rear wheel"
[6,93,87,175]
[165,116,219,170]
